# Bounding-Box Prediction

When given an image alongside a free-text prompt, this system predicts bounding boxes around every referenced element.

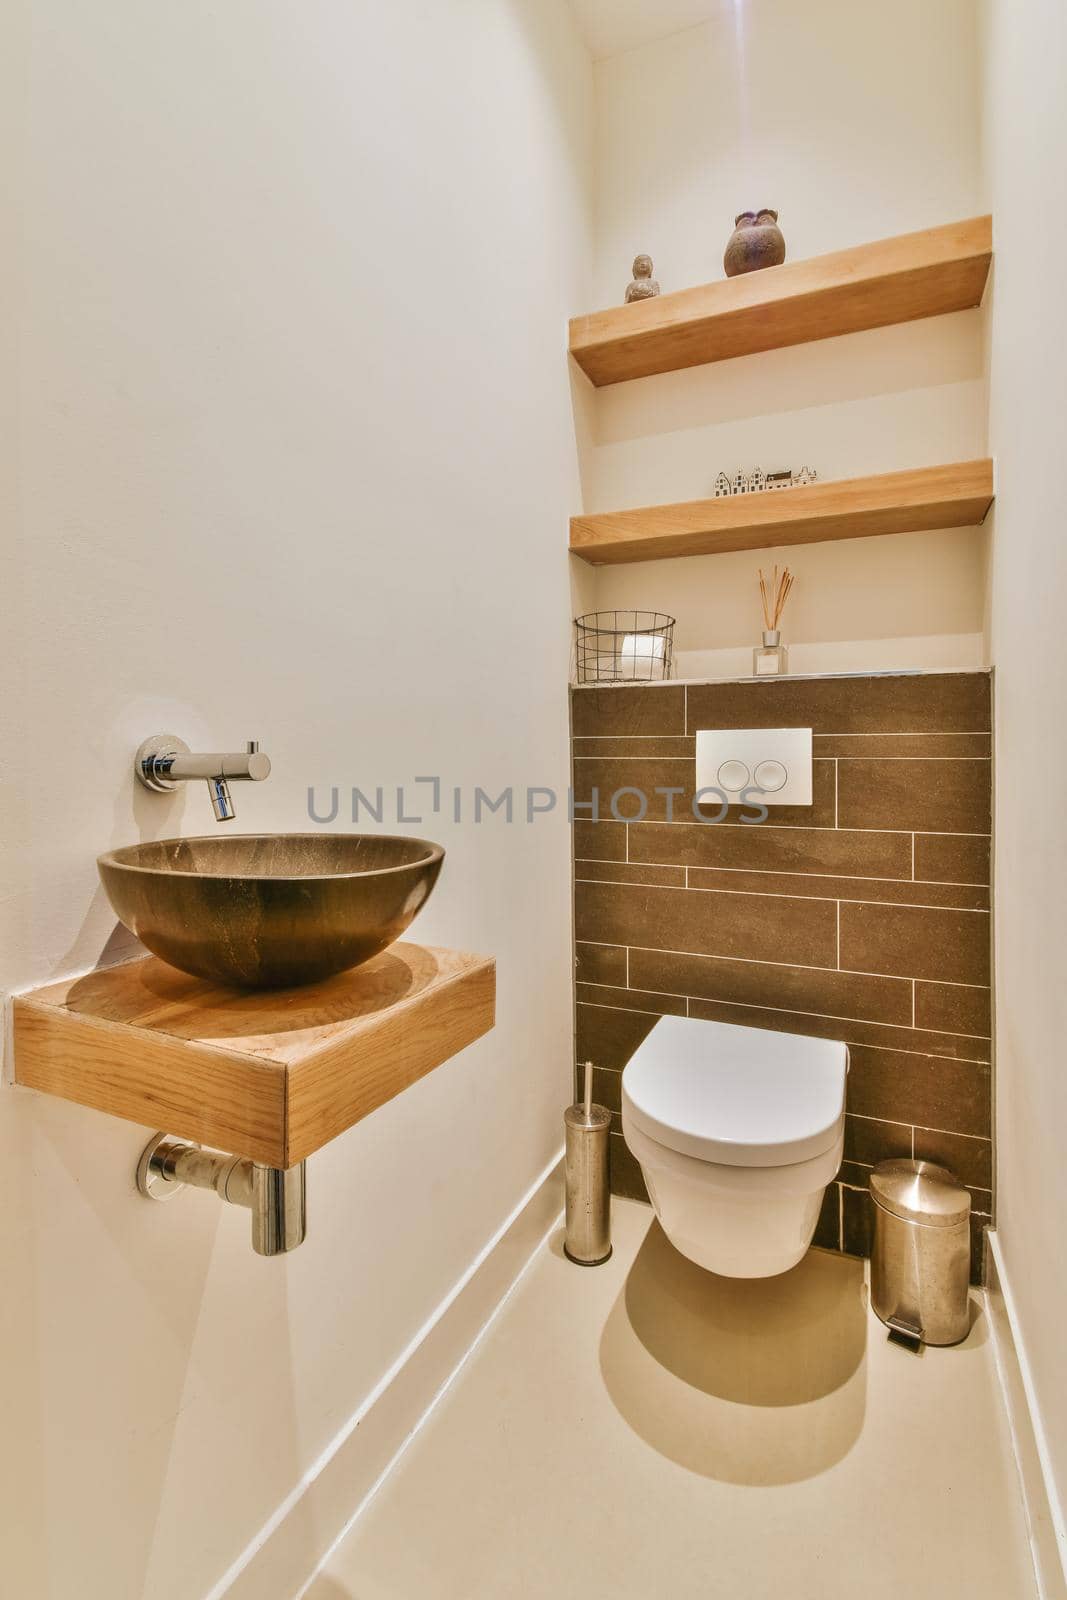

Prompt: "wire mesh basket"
[574,611,675,684]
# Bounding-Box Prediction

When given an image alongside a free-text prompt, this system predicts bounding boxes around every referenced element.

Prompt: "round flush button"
[754,759,788,792]
[717,760,751,791]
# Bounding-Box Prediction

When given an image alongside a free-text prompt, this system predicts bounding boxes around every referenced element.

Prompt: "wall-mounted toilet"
[621,1015,848,1278]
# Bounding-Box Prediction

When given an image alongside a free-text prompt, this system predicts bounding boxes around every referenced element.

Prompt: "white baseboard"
[208,1152,564,1600]
[986,1230,1067,1600]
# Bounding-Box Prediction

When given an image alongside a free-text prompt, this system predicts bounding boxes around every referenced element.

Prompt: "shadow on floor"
[599,1221,868,1485]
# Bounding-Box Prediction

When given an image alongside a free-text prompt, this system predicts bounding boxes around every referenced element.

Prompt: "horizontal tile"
[575,983,686,1018]
[629,947,911,1026]
[687,672,990,736]
[841,1186,872,1258]
[837,759,990,834]
[609,1131,649,1203]
[914,833,991,885]
[912,1127,992,1189]
[813,1185,841,1251]
[574,880,838,969]
[914,981,991,1038]
[572,820,626,862]
[685,867,988,911]
[574,942,626,986]
[575,1003,660,1072]
[839,901,990,985]
[573,736,695,758]
[571,684,685,738]
[572,756,694,822]
[575,860,686,887]
[684,998,989,1063]
[844,1114,912,1168]
[846,1045,991,1138]
[814,733,991,758]
[630,817,909,876]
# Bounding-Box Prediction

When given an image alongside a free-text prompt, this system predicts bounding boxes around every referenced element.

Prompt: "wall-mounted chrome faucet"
[135,734,271,821]
[136,1133,306,1255]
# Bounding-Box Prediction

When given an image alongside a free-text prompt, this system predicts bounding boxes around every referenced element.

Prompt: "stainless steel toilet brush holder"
[564,1062,612,1266]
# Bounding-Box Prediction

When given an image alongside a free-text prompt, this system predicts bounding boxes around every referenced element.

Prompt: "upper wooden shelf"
[570,459,994,565]
[13,942,495,1167]
[569,216,992,387]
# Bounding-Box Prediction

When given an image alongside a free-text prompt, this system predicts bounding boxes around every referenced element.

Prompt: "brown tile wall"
[571,673,993,1282]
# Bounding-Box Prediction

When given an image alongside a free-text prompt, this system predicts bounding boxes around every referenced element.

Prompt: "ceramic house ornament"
[714,471,732,497]
[625,254,660,303]
[732,469,749,495]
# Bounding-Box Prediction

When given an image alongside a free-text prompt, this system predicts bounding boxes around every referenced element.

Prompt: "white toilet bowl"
[621,1015,848,1278]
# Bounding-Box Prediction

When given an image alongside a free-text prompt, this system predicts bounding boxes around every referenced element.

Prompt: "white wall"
[1,4,591,1596]
[577,0,989,678]
[982,0,1067,1574]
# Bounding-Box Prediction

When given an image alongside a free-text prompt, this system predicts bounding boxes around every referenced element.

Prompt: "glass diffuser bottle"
[753,566,794,676]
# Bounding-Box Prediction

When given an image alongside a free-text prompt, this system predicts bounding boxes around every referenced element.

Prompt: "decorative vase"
[753,629,788,677]
[724,209,786,278]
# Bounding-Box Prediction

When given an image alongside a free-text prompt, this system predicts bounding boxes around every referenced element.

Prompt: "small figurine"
[732,469,749,495]
[724,209,786,277]
[795,465,817,485]
[749,466,766,494]
[625,254,660,303]
[766,469,794,491]
[714,471,732,498]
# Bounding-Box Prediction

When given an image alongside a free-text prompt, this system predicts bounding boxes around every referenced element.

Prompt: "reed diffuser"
[754,565,794,676]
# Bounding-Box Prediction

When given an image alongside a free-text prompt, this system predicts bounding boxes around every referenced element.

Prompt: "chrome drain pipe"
[136,1133,307,1256]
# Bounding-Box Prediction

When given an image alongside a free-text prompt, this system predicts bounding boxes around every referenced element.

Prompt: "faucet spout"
[207,775,236,822]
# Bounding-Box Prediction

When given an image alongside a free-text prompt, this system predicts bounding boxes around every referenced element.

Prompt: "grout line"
[625,946,629,989]
[837,1185,844,1251]
[836,901,841,969]
[624,823,629,864]
[911,979,916,1028]
[833,759,839,827]
[911,833,916,879]
[574,874,990,914]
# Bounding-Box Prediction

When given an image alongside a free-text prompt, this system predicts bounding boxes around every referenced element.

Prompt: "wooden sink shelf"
[13,942,495,1167]
[569,216,992,387]
[569,459,994,566]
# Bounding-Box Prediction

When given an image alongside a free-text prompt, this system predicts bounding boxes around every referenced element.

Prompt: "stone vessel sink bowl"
[97,834,445,990]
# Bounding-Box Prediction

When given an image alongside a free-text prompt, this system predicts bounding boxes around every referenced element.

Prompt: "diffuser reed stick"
[759,565,795,630]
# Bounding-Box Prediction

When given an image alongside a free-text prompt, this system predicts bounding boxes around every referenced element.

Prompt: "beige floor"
[306,1200,1036,1600]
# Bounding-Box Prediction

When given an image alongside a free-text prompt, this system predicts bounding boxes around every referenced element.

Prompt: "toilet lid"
[621,1015,848,1168]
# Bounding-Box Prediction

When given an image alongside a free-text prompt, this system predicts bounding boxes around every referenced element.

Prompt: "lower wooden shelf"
[569,459,994,565]
[13,942,496,1167]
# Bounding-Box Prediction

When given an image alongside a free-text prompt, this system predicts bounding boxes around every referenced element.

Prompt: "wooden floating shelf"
[13,942,495,1168]
[569,216,992,387]
[569,460,994,566]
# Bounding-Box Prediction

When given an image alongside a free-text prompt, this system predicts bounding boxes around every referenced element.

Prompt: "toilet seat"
[621,1015,848,1168]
